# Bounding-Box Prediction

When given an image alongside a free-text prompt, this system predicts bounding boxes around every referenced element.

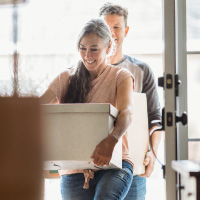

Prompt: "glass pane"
[16,0,163,55]
[0,7,13,96]
[187,55,200,138]
[124,0,162,54]
[188,141,200,162]
[0,7,12,46]
[17,54,78,96]
[0,55,13,96]
[187,0,200,51]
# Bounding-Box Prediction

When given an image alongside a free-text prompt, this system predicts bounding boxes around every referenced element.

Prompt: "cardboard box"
[0,97,43,200]
[42,103,122,170]
[127,93,149,175]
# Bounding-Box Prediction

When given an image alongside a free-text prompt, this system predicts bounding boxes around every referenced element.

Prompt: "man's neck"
[110,49,124,65]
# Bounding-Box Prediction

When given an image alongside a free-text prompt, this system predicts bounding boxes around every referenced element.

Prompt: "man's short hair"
[99,3,128,27]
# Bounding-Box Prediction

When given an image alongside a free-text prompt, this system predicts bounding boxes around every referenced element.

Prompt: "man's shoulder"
[124,55,150,71]
[124,55,155,77]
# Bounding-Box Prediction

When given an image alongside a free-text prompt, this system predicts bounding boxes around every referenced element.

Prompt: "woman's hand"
[91,134,118,166]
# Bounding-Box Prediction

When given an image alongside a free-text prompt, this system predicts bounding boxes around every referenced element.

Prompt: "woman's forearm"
[110,77,134,141]
[110,108,133,141]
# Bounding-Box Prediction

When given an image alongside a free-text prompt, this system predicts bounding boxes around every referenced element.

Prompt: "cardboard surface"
[0,97,43,200]
[42,103,122,170]
[127,93,149,175]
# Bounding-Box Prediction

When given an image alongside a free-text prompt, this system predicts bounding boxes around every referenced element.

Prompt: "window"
[187,0,200,161]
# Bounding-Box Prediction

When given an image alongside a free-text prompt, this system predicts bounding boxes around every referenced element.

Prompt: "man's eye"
[91,49,98,51]
[114,26,120,29]
[80,48,86,51]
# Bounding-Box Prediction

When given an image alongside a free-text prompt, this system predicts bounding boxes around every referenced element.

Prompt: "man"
[99,3,163,200]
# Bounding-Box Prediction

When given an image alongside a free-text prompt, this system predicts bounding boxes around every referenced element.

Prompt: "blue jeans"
[124,175,146,200]
[60,161,133,200]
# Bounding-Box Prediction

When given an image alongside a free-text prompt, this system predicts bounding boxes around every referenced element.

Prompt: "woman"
[40,18,135,200]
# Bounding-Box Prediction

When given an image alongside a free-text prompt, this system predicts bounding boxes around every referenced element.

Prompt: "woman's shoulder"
[56,68,72,81]
[107,64,133,77]
[49,69,71,88]
[60,68,71,76]
[106,65,134,87]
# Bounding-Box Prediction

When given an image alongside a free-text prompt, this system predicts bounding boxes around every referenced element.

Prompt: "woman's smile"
[85,60,96,64]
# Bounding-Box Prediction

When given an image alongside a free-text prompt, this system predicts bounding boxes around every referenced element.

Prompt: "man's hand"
[91,135,118,166]
[139,128,163,177]
[139,151,156,177]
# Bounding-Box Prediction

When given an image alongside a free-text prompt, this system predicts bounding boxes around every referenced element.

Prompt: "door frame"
[164,0,188,199]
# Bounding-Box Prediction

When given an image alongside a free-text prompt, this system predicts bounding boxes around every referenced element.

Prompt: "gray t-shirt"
[113,55,161,129]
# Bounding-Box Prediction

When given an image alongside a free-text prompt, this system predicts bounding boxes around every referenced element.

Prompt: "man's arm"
[139,62,163,177]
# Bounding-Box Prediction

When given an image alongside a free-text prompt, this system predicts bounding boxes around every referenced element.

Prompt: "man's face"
[103,14,129,52]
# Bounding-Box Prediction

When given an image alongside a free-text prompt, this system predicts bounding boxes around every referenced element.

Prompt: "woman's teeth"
[87,60,95,63]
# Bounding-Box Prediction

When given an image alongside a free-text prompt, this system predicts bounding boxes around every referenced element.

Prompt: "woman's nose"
[85,50,92,59]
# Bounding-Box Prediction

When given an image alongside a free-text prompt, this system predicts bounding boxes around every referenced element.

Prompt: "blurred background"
[0,0,199,199]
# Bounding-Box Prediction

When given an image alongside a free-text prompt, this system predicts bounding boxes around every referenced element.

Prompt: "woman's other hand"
[91,134,118,166]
